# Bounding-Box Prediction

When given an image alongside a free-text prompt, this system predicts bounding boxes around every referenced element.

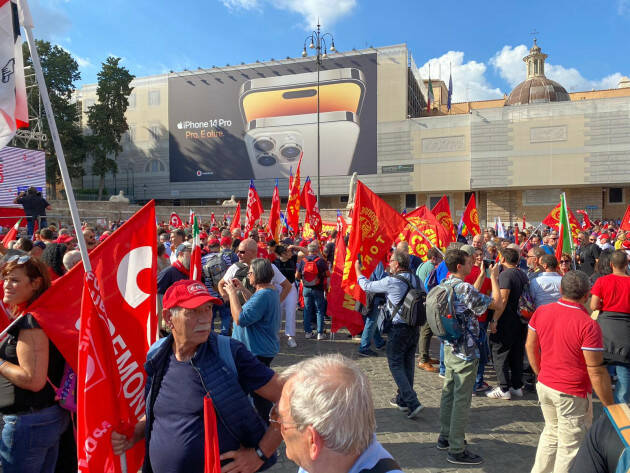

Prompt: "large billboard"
[168,52,377,182]
[0,146,46,206]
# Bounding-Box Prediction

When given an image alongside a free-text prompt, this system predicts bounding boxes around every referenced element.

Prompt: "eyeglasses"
[269,403,302,432]
[237,250,247,254]
[6,254,31,265]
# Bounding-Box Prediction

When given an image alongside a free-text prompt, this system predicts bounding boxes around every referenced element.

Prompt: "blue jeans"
[26,217,46,237]
[1,404,69,473]
[359,306,385,351]
[474,321,489,389]
[303,287,325,334]
[614,364,630,404]
[439,341,446,376]
[212,304,232,335]
[387,323,421,410]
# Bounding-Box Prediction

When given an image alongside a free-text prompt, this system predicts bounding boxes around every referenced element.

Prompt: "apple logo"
[177,122,183,130]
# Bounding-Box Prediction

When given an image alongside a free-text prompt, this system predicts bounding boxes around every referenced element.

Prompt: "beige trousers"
[531,382,592,473]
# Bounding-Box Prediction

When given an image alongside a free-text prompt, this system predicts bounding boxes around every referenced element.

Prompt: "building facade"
[77,42,630,225]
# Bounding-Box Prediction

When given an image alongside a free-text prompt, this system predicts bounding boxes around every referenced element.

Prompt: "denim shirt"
[529,271,562,308]
[358,271,426,325]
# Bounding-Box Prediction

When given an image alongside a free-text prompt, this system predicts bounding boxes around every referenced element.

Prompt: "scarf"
[172,259,190,277]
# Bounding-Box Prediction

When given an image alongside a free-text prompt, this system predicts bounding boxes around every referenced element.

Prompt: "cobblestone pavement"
[267,318,605,473]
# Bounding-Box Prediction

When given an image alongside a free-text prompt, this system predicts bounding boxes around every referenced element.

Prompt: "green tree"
[86,56,134,200]
[19,41,86,199]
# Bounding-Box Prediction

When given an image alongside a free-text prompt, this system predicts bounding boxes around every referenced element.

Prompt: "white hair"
[280,354,375,455]
[62,250,82,271]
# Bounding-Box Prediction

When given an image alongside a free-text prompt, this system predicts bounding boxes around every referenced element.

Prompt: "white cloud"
[491,44,626,92]
[220,0,356,30]
[28,0,72,40]
[418,51,504,102]
[618,0,630,15]
[59,46,92,69]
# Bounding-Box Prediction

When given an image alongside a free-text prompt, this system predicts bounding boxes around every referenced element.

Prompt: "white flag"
[0,0,27,149]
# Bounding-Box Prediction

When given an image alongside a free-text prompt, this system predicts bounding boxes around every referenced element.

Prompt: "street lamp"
[302,23,336,205]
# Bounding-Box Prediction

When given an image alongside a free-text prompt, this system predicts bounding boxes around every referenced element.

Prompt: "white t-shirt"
[223,262,287,294]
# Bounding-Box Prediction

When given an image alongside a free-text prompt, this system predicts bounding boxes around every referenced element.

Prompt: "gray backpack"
[425,281,464,344]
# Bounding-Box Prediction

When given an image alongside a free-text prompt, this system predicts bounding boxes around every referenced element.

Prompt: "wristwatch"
[255,446,269,462]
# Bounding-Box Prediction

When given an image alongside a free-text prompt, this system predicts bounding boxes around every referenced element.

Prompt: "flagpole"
[403,219,445,257]
[519,222,544,249]
[0,314,25,339]
[19,1,128,471]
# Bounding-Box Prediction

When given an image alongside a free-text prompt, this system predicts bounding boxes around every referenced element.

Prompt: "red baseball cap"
[162,280,222,309]
[199,232,208,240]
[208,238,220,247]
[623,240,630,249]
[220,236,232,246]
[56,234,74,244]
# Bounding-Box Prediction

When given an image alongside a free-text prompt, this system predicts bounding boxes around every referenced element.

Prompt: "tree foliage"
[86,56,134,200]
[20,40,86,199]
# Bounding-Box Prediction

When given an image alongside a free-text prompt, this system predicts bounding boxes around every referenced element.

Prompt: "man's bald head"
[396,241,409,254]
[237,238,258,263]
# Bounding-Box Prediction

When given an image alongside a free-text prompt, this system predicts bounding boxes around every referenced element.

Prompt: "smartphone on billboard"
[239,68,366,123]
[244,111,360,179]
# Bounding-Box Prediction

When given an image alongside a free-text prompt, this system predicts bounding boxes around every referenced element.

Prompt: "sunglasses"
[237,250,247,254]
[7,254,31,265]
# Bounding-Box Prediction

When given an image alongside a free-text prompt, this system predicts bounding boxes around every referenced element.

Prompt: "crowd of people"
[0,210,630,473]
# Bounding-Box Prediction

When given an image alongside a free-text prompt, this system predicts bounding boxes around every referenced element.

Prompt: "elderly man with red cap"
[112,279,284,473]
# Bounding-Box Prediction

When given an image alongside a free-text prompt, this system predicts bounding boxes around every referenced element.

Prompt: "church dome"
[504,40,570,106]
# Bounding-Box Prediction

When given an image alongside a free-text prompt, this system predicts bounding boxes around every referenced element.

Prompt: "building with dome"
[76,41,630,225]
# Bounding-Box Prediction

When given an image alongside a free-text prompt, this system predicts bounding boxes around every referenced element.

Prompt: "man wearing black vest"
[112,280,284,473]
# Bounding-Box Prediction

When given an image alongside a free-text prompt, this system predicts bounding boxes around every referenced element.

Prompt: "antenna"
[530,29,539,43]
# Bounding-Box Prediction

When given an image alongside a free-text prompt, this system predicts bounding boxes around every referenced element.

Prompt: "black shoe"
[389,397,409,412]
[437,437,467,451]
[375,342,386,350]
[447,450,483,465]
[358,349,378,357]
[407,404,424,419]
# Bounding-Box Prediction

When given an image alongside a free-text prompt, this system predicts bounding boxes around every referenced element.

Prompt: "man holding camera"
[14,187,51,237]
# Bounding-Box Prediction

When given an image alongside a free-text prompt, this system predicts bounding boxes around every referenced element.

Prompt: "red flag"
[77,271,142,473]
[286,153,303,234]
[397,206,441,260]
[543,202,581,239]
[230,203,241,233]
[189,209,194,226]
[204,396,221,473]
[621,206,630,232]
[462,194,481,236]
[522,214,527,229]
[576,210,593,230]
[268,179,281,241]
[244,180,263,238]
[514,224,520,245]
[431,196,456,245]
[170,212,183,228]
[210,213,216,226]
[342,181,408,304]
[1,217,21,246]
[328,220,364,335]
[29,201,158,371]
[300,177,322,237]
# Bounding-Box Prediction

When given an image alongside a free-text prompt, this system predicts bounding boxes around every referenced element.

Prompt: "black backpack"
[388,273,427,327]
[234,262,256,303]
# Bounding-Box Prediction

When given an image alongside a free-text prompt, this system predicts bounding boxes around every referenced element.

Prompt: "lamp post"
[302,24,335,205]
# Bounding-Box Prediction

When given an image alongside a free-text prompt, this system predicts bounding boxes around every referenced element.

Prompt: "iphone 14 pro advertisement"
[168,52,376,182]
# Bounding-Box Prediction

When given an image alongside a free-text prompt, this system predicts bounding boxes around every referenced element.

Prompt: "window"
[280,197,288,204]
[148,125,161,140]
[464,192,475,205]
[340,195,349,203]
[382,164,414,174]
[128,93,136,108]
[148,90,160,106]
[406,193,417,209]
[83,98,95,112]
[145,160,165,173]
[609,188,623,204]
[127,124,136,142]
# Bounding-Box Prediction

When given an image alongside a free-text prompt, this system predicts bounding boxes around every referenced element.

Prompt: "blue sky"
[29,0,630,102]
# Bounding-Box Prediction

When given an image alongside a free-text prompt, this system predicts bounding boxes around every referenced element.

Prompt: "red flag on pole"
[431,196,456,246]
[328,219,364,335]
[300,177,322,237]
[28,201,158,371]
[191,216,203,281]
[286,153,303,234]
[396,208,440,261]
[522,214,527,230]
[1,217,22,246]
[170,212,183,228]
[210,213,216,226]
[268,179,281,241]
[621,205,630,232]
[461,194,481,236]
[342,181,408,304]
[230,203,241,233]
[244,179,263,238]
[204,396,221,473]
[543,202,581,239]
[576,210,592,230]
[77,271,142,473]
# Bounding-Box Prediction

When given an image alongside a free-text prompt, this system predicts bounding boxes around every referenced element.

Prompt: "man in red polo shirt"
[526,271,614,473]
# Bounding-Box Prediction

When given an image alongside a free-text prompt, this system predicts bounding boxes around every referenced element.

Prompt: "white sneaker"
[287,337,297,348]
[305,332,314,339]
[509,387,523,397]
[317,333,326,340]
[486,387,511,400]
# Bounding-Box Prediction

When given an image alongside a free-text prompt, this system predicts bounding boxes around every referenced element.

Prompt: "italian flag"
[555,193,574,262]
[2,218,22,246]
[190,215,203,281]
